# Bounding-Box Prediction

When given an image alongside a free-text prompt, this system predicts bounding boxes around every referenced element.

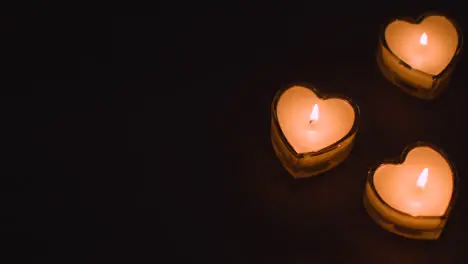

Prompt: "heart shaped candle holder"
[271,84,360,178]
[377,13,462,100]
[363,142,457,240]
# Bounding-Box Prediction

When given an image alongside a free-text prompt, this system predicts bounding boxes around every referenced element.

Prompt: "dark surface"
[8,1,468,263]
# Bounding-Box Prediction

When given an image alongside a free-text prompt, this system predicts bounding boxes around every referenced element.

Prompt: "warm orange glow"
[385,16,459,75]
[309,104,319,122]
[416,168,429,189]
[420,32,428,46]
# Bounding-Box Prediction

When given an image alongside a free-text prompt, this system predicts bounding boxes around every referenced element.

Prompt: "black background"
[6,1,468,263]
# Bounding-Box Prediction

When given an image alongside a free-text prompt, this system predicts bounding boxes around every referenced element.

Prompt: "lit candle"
[271,84,359,178]
[364,143,457,240]
[377,14,462,100]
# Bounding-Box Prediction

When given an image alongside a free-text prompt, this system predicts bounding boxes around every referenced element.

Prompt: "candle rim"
[379,12,463,79]
[367,142,458,220]
[272,82,360,157]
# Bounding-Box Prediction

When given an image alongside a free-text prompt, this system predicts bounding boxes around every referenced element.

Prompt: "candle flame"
[310,104,319,123]
[416,168,429,189]
[420,32,428,46]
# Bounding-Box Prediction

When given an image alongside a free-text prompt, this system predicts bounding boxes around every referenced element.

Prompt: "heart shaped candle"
[364,143,457,240]
[377,14,462,100]
[271,84,359,178]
